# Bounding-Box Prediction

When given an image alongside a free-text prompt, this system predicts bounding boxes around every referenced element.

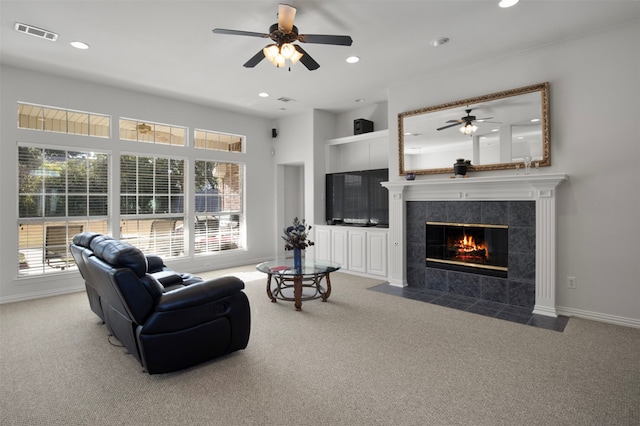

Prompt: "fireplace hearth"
[426,222,508,278]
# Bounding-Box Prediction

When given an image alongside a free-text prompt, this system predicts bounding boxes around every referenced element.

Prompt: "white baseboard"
[0,286,84,304]
[556,306,640,329]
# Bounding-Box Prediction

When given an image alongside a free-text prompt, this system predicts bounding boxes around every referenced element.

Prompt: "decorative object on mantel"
[282,217,314,270]
[453,158,472,178]
[406,172,416,181]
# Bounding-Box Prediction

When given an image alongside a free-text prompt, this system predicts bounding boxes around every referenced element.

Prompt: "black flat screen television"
[325,168,388,227]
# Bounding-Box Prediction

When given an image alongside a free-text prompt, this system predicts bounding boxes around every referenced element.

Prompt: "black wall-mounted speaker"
[272,128,278,138]
[354,119,374,135]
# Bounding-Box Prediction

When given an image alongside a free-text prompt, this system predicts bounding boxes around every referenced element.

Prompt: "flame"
[452,233,488,263]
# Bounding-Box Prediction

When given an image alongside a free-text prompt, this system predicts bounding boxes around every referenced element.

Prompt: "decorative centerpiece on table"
[282,217,314,270]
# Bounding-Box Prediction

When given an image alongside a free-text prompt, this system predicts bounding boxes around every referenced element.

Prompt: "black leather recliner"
[70,232,251,374]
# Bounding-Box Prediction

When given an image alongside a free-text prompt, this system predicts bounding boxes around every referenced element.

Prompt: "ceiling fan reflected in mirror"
[212,3,353,71]
[437,109,495,135]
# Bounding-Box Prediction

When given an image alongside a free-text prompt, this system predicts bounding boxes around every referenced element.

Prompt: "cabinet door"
[367,231,387,277]
[348,229,367,273]
[331,228,348,268]
[314,226,332,263]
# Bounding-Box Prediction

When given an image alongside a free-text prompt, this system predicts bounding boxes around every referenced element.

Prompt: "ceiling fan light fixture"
[280,43,296,59]
[459,123,478,135]
[263,44,279,63]
[290,49,303,64]
[213,3,352,71]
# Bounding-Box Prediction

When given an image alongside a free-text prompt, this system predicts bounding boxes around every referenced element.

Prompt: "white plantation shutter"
[17,144,110,275]
[119,155,185,256]
[194,160,243,253]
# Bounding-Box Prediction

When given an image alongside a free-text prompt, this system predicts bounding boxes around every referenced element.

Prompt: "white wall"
[0,65,276,302]
[273,109,336,254]
[388,21,640,323]
[272,111,315,258]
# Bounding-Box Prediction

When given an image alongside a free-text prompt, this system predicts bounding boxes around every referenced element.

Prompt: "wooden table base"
[265,272,332,311]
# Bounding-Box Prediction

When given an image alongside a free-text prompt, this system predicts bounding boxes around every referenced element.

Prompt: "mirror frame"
[398,82,550,175]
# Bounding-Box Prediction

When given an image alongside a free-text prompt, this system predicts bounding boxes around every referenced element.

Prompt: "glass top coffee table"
[256,259,341,311]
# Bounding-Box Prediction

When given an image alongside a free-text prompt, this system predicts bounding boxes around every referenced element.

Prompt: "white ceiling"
[1,0,638,119]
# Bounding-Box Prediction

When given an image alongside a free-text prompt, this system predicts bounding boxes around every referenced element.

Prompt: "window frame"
[17,142,111,276]
[192,159,245,254]
[17,102,111,138]
[119,152,186,257]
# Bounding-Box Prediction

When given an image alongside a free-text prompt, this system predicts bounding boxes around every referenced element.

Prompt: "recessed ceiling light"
[491,128,499,132]
[70,41,89,49]
[430,37,449,47]
[346,56,360,64]
[531,118,540,122]
[498,0,519,8]
[258,92,269,98]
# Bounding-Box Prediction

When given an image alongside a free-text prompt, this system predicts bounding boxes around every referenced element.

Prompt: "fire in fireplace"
[426,222,508,278]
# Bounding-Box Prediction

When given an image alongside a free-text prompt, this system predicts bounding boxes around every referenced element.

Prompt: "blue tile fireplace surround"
[406,200,536,309]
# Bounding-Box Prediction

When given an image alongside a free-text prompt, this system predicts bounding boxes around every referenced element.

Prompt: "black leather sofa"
[70,232,251,374]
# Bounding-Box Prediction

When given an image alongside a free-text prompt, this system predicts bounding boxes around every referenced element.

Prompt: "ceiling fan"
[437,109,495,135]
[212,3,353,70]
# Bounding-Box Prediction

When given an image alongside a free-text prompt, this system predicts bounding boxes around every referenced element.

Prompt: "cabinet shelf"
[326,129,389,146]
[326,129,389,174]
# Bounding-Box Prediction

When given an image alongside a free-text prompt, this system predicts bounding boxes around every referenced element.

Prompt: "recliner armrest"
[151,270,184,288]
[156,276,244,312]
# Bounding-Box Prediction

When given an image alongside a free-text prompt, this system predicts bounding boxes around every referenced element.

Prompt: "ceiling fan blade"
[298,34,353,46]
[437,123,460,131]
[294,45,319,70]
[445,119,464,124]
[243,50,266,68]
[475,117,494,121]
[212,28,269,38]
[278,4,297,32]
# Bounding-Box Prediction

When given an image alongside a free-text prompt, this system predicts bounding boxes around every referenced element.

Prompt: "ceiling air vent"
[277,97,296,103]
[14,22,58,41]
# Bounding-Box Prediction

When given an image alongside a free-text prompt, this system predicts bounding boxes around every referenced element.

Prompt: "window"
[193,160,243,253]
[16,103,247,274]
[120,118,186,146]
[17,102,110,138]
[18,145,110,275]
[119,154,185,257]
[194,129,243,152]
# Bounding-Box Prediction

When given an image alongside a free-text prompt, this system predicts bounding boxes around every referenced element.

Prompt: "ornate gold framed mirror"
[398,82,550,175]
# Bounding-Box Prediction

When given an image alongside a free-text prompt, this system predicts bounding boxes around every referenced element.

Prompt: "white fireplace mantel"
[381,173,568,317]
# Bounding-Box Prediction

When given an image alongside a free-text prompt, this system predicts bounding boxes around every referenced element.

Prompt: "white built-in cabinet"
[314,225,388,278]
[319,128,390,279]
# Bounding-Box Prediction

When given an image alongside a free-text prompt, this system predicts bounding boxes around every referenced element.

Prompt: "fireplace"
[426,222,508,278]
[381,173,568,317]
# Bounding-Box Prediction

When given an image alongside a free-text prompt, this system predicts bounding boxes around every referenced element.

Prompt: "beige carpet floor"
[1,265,639,425]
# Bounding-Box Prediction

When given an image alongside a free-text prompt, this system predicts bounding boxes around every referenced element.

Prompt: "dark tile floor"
[369,283,569,332]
